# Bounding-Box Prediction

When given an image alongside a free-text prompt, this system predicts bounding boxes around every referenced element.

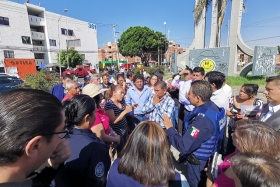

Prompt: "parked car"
[0,75,23,93]
[62,69,75,76]
[74,68,88,77]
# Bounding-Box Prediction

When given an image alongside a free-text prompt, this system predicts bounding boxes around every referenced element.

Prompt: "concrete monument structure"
[177,0,277,76]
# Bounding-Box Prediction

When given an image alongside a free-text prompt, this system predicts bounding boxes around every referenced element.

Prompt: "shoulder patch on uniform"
[189,126,200,138]
[197,113,205,118]
[95,162,105,177]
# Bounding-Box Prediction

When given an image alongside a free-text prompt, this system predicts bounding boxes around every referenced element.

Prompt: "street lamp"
[58,9,68,76]
[164,22,166,63]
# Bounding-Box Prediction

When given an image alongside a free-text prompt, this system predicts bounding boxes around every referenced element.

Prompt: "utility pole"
[57,9,68,76]
[167,29,171,72]
[158,39,160,64]
[227,20,230,46]
[164,22,166,63]
[112,24,120,68]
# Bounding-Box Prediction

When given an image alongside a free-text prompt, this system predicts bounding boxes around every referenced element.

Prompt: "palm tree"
[194,0,246,47]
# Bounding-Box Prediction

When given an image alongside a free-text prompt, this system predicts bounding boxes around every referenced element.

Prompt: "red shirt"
[62,93,73,103]
[91,108,110,135]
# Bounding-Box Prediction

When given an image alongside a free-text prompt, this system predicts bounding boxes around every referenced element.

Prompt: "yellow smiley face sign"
[200,59,215,72]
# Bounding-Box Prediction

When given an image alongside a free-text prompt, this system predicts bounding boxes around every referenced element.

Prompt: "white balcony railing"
[35,59,47,66]
[31,31,45,40]
[33,45,47,52]
[28,15,44,26]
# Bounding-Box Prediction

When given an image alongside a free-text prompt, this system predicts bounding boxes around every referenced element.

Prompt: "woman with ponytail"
[55,94,111,187]
[104,85,137,154]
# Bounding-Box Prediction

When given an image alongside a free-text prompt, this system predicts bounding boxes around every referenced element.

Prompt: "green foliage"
[133,65,165,76]
[226,76,266,86]
[278,46,280,54]
[23,69,59,92]
[57,48,84,68]
[118,26,168,65]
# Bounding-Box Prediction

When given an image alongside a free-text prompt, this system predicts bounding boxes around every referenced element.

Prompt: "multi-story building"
[0,0,98,73]
[98,41,184,65]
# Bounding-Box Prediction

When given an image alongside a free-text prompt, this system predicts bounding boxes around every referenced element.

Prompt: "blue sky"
[13,0,280,49]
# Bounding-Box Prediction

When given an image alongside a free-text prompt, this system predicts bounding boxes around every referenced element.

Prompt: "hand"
[48,139,71,169]
[236,113,247,119]
[179,69,189,75]
[153,95,160,105]
[163,113,173,129]
[132,104,139,109]
[124,105,133,114]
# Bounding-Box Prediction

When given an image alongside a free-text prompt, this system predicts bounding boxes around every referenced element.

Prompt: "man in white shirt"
[259,75,280,132]
[204,71,229,110]
[100,68,116,85]
[222,82,232,100]
[178,67,204,135]
[126,71,134,88]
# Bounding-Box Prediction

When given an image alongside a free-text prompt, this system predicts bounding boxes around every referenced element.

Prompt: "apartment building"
[98,41,184,65]
[0,0,98,72]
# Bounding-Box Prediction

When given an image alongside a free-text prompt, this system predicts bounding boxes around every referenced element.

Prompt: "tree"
[57,48,84,68]
[118,26,168,66]
[278,46,280,54]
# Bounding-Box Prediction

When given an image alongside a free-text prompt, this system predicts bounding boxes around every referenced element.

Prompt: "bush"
[23,69,59,92]
[133,65,165,76]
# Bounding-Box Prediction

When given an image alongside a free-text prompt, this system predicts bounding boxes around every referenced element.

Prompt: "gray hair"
[65,81,77,90]
[154,81,167,90]
[191,80,212,102]
[90,74,100,80]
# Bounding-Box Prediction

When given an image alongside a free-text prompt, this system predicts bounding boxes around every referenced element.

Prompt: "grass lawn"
[226,76,267,86]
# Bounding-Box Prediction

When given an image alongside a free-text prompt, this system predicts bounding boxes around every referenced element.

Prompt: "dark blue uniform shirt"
[55,128,111,187]
[167,101,219,155]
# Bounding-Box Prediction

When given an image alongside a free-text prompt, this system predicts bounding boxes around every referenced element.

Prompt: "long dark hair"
[0,89,64,165]
[118,121,175,186]
[63,94,96,129]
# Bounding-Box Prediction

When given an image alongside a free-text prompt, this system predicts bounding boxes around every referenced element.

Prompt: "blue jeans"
[172,105,179,128]
[133,115,148,126]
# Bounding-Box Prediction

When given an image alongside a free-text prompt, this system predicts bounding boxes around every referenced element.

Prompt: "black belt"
[134,114,146,117]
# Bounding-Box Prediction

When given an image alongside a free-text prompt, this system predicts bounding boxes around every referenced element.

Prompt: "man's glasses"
[42,129,69,139]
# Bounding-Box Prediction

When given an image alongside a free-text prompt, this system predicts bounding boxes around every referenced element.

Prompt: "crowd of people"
[0,66,280,187]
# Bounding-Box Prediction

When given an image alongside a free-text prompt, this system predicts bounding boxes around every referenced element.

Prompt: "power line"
[244,35,280,43]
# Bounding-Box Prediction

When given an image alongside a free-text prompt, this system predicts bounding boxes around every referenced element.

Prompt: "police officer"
[163,80,226,187]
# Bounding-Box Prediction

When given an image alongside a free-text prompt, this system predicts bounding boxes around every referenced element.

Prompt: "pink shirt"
[214,151,239,187]
[91,108,110,135]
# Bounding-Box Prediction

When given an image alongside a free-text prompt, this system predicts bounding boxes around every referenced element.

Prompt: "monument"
[176,0,277,76]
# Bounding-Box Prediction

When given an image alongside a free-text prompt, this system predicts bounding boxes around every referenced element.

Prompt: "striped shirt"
[142,94,175,128]
[104,99,127,136]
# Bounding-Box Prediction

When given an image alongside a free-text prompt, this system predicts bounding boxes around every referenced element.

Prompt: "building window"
[61,28,67,35]
[34,53,44,59]
[0,16,9,26]
[67,39,81,47]
[4,50,14,58]
[68,29,74,36]
[49,39,56,46]
[21,36,31,44]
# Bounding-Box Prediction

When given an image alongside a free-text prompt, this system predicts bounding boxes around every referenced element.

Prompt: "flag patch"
[189,126,200,138]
